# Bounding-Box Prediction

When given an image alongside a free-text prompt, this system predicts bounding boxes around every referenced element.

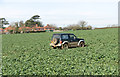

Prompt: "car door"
[61,34,69,42]
[69,34,78,47]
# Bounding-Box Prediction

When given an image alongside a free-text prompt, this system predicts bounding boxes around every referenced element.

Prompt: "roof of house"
[5,27,15,30]
[19,27,31,29]
[4,25,55,31]
[35,27,44,28]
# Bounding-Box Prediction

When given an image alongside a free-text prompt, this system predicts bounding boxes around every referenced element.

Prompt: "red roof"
[36,27,44,28]
[32,27,44,29]
[5,27,15,30]
[19,27,31,30]
[4,25,55,31]
[19,27,25,30]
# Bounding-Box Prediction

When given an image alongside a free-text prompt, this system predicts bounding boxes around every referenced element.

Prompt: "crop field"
[2,28,118,75]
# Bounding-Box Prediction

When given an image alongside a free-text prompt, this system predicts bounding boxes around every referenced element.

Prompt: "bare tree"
[62,24,80,31]
[78,21,87,30]
[19,21,24,27]
[49,24,58,30]
[10,22,16,26]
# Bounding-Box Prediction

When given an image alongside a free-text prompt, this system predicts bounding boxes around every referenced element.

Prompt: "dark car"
[50,33,85,49]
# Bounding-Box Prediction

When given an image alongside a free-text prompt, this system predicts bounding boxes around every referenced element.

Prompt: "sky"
[0,0,119,28]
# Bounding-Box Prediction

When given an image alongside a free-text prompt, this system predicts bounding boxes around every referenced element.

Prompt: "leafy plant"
[2,28,118,75]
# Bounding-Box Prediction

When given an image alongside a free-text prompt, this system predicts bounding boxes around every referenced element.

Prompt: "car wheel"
[62,44,69,49]
[79,42,85,47]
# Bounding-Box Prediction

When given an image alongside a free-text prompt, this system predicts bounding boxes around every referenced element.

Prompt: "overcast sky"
[0,0,119,28]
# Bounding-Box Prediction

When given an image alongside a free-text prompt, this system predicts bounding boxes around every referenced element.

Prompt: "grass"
[2,28,118,75]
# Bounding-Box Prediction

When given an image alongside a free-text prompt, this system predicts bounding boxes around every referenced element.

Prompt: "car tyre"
[79,42,85,47]
[62,44,69,49]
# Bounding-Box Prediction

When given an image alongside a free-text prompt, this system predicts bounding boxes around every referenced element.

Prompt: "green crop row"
[2,28,118,75]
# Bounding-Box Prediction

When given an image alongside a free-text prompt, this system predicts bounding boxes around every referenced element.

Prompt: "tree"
[31,15,40,21]
[9,21,24,33]
[25,15,43,27]
[87,25,92,30]
[25,19,33,27]
[19,21,24,27]
[73,24,81,30]
[63,24,81,30]
[10,22,19,33]
[78,21,87,30]
[0,18,9,28]
[59,27,62,30]
[10,22,16,26]
[14,27,19,33]
[15,22,19,27]
[48,24,58,30]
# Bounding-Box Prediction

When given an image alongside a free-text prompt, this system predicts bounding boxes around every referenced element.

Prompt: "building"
[33,24,55,32]
[0,28,3,34]
[44,24,55,32]
[0,24,55,34]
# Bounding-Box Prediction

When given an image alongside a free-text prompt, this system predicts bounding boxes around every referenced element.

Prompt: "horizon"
[0,0,119,28]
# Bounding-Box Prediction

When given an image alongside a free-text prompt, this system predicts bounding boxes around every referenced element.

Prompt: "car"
[50,33,85,49]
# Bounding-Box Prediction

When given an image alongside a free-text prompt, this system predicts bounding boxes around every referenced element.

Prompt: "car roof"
[53,33,74,35]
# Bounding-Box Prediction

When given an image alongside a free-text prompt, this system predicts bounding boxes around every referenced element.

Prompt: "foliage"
[31,15,40,20]
[15,22,19,27]
[2,28,118,75]
[14,27,19,33]
[21,27,26,33]
[63,24,92,31]
[25,15,43,27]
[9,30,13,34]
[59,27,62,30]
[19,21,24,27]
[0,18,9,27]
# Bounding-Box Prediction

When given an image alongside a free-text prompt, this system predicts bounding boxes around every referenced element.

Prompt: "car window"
[52,35,60,39]
[62,35,69,39]
[69,34,76,40]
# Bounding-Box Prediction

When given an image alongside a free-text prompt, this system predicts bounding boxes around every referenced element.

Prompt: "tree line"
[49,21,92,31]
[10,15,43,28]
[1,15,93,32]
[1,15,119,32]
